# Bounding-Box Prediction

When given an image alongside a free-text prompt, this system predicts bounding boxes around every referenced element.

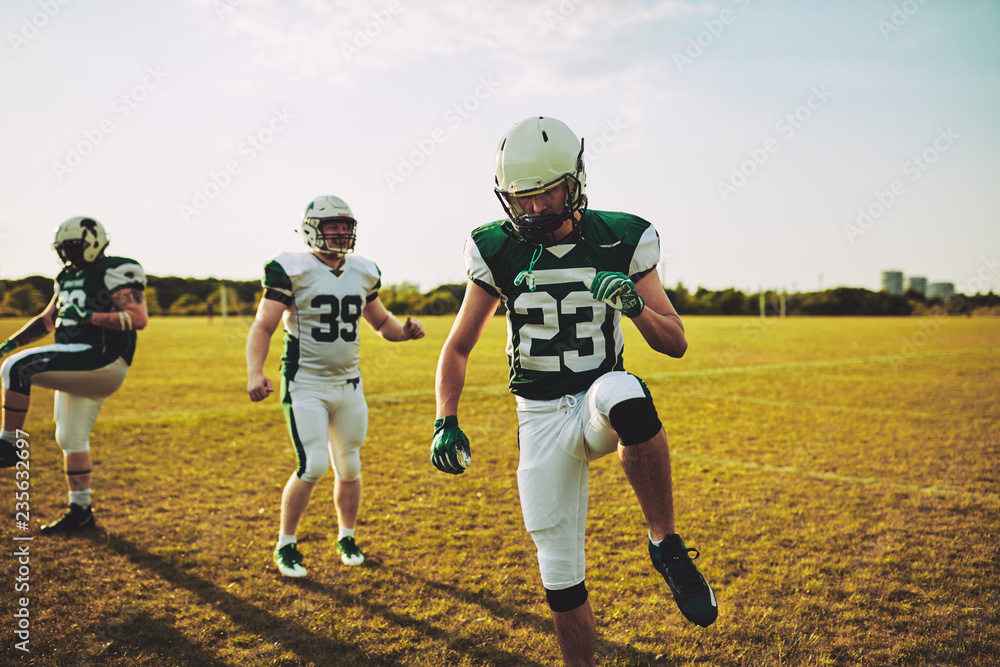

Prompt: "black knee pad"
[545,581,588,613]
[609,396,662,446]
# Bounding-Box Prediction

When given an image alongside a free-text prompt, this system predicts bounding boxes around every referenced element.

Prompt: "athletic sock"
[277,533,297,549]
[1,430,16,442]
[338,527,355,541]
[649,531,664,547]
[69,490,92,509]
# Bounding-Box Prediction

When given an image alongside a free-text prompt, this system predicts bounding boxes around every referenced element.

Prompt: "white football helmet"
[301,195,357,254]
[494,116,587,242]
[53,217,109,268]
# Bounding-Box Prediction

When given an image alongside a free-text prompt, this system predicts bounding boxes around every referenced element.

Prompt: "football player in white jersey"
[246,195,424,578]
[432,118,717,665]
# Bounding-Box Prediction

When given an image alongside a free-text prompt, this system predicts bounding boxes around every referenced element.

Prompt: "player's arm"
[435,281,499,418]
[0,293,57,357]
[362,296,425,342]
[431,280,498,474]
[57,284,149,332]
[630,267,688,358]
[246,296,287,402]
[88,286,149,331]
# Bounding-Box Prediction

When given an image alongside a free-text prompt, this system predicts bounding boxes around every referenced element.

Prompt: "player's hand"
[56,302,94,325]
[585,271,645,318]
[402,316,425,340]
[431,416,471,475]
[248,373,274,402]
[0,340,16,358]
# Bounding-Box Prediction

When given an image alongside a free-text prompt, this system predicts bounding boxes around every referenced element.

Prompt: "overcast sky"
[1,0,997,294]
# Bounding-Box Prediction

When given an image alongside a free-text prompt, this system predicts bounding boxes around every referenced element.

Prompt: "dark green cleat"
[649,533,718,627]
[274,543,308,578]
[337,536,365,566]
[41,503,96,534]
[0,439,18,468]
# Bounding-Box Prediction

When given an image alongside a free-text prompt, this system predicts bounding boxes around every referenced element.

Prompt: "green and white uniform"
[261,252,381,483]
[465,210,662,590]
[52,256,145,365]
[466,209,659,400]
[1,256,145,453]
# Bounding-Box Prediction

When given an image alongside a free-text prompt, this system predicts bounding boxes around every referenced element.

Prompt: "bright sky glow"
[1,0,998,294]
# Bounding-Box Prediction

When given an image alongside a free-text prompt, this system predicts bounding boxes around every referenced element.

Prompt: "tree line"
[1,275,997,318]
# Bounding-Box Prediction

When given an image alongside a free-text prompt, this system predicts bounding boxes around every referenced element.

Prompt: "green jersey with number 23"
[465,209,661,401]
[262,252,381,382]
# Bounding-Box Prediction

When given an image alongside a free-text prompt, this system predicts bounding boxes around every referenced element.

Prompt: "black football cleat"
[40,503,96,534]
[0,438,19,468]
[650,533,718,627]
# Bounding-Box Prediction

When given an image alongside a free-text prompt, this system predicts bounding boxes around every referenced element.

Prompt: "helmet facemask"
[302,217,357,255]
[55,239,90,268]
[494,117,588,245]
[495,171,587,244]
[301,195,357,255]
[52,217,109,268]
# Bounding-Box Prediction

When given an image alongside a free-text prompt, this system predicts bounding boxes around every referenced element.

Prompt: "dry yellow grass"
[0,314,997,665]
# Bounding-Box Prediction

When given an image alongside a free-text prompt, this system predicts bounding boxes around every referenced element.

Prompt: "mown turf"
[1,314,997,666]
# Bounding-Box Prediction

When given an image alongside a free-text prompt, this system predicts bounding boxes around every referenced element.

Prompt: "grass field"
[1,314,998,666]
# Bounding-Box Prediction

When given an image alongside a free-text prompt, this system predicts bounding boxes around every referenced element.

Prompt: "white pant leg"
[327,378,368,482]
[515,394,589,590]
[53,391,108,454]
[284,377,334,483]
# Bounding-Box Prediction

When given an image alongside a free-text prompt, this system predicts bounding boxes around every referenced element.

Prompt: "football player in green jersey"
[247,195,425,578]
[432,117,717,665]
[1,217,148,533]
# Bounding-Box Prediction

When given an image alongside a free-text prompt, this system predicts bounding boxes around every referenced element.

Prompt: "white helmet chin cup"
[494,116,587,241]
[301,195,357,254]
[52,216,109,267]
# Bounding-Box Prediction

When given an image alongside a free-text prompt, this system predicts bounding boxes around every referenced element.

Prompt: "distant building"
[927,282,955,300]
[881,270,904,295]
[907,276,927,296]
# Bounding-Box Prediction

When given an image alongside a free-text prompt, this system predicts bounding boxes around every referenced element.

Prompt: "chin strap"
[514,245,544,292]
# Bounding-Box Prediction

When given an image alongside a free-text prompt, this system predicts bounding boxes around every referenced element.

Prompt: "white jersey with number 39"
[261,252,381,382]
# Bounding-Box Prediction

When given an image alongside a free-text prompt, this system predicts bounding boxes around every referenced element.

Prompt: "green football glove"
[431,416,471,475]
[0,339,16,358]
[57,302,94,326]
[586,271,645,318]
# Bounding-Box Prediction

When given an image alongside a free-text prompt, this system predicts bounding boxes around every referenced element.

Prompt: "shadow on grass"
[293,574,550,667]
[86,610,223,667]
[97,532,384,666]
[396,569,670,666]
[95,531,554,666]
